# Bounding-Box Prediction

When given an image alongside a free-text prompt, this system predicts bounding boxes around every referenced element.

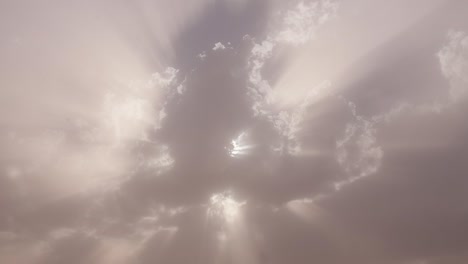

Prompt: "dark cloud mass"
[1,0,468,263]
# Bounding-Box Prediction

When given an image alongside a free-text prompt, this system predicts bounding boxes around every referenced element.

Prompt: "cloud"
[276,0,339,45]
[207,191,246,224]
[2,0,468,263]
[437,30,468,101]
[334,100,383,190]
[213,42,227,51]
[244,0,340,155]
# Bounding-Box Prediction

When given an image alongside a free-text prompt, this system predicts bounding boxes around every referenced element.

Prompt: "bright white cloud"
[102,66,179,144]
[208,191,245,224]
[247,39,276,116]
[276,0,339,45]
[245,1,339,156]
[213,42,227,51]
[437,30,468,101]
[151,67,179,88]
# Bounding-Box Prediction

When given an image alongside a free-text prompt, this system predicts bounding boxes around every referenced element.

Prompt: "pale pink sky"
[1,0,468,263]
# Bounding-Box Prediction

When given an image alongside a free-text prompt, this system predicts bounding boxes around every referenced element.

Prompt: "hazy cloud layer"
[1,0,468,263]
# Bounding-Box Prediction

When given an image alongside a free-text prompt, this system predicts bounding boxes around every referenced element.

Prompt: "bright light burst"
[208,191,245,223]
[226,132,254,158]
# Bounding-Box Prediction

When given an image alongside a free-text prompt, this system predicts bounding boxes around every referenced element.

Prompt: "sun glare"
[227,132,254,158]
[208,192,245,223]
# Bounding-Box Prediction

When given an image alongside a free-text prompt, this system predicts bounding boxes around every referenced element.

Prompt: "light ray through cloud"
[1,0,468,263]
[226,132,255,158]
[207,191,246,224]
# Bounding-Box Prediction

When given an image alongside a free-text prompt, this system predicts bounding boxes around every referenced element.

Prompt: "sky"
[1,0,468,263]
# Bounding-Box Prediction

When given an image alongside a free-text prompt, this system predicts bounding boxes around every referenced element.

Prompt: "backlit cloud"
[1,0,468,263]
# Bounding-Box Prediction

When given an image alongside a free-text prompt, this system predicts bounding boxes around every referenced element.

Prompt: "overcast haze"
[1,0,468,263]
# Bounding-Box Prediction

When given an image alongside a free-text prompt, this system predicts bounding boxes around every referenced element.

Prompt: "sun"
[226,132,254,158]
